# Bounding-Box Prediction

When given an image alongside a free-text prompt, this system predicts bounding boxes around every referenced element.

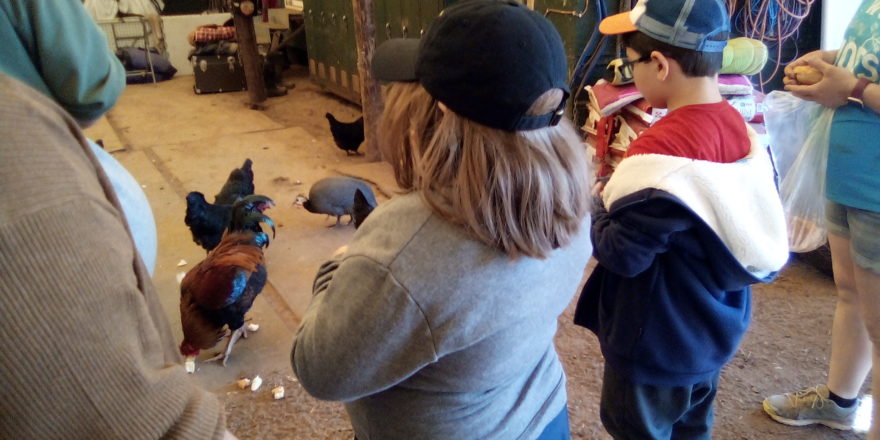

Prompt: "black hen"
[214,158,254,205]
[185,193,274,252]
[185,192,230,251]
[326,113,364,155]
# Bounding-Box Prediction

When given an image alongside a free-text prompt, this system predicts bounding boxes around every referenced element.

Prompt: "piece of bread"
[793,65,823,85]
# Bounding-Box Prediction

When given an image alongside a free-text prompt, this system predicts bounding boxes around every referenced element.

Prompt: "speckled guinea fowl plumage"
[300,177,377,226]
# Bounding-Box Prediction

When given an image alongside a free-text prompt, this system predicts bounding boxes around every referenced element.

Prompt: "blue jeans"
[825,199,880,274]
[600,365,719,440]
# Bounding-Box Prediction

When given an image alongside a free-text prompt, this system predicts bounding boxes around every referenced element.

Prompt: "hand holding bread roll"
[792,65,824,85]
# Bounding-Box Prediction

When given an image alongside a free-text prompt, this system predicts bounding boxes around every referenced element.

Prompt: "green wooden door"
[303,0,605,105]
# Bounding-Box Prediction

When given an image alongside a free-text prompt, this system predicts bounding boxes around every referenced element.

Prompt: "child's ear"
[651,50,671,82]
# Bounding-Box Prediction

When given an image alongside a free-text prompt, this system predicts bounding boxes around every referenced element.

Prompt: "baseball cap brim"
[372,38,420,82]
[599,11,637,35]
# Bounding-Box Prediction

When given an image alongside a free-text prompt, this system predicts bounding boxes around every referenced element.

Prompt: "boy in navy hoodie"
[573,0,790,438]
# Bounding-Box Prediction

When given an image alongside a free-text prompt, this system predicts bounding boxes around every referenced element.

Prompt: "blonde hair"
[378,82,591,259]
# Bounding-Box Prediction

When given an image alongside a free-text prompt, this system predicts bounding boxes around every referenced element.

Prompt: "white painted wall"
[822,0,861,50]
[162,13,233,76]
[162,10,299,76]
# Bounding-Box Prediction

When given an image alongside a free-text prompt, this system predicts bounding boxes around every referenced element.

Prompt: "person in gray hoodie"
[290,2,593,439]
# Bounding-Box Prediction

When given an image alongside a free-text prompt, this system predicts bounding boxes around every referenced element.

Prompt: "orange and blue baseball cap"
[600,0,729,52]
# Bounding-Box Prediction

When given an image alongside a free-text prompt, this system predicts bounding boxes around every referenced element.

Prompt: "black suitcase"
[192,54,246,94]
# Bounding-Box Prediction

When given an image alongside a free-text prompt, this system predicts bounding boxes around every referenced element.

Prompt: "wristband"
[848,77,871,108]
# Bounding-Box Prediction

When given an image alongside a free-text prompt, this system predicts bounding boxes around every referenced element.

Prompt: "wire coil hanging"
[727,0,817,87]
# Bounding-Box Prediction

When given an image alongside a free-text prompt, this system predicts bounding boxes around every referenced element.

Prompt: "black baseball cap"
[372,0,569,131]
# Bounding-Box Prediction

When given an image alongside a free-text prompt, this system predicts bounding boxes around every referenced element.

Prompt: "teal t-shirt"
[827,0,880,212]
[0,0,125,124]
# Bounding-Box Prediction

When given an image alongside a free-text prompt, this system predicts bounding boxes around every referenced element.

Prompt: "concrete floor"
[84,70,866,439]
[85,69,396,399]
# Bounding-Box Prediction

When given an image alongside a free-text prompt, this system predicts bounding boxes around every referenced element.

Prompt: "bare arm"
[783,49,838,77]
[783,55,880,114]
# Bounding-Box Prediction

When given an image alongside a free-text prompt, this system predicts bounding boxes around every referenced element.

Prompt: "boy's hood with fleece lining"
[602,125,789,278]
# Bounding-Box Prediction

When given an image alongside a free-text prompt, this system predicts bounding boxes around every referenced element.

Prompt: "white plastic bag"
[765,91,834,252]
[765,91,824,180]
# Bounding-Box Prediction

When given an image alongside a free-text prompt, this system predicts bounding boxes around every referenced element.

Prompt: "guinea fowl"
[178,196,275,370]
[325,112,364,155]
[295,176,377,227]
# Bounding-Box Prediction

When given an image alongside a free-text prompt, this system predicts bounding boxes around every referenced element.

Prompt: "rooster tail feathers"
[235,194,275,211]
[227,194,275,244]
[237,212,274,245]
[254,231,270,247]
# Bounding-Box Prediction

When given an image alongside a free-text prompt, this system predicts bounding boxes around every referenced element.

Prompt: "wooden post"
[232,1,267,108]
[351,0,383,161]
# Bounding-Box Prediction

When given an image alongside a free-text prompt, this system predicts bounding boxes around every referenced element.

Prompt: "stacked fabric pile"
[188,24,238,57]
[583,80,664,178]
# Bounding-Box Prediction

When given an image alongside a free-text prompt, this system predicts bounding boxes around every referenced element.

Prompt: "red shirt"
[625,101,749,163]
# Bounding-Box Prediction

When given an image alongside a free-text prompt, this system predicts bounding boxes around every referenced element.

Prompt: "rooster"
[326,112,364,155]
[178,196,275,369]
[185,159,262,252]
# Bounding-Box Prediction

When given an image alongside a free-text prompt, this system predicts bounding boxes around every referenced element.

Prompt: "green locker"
[302,0,607,106]
[385,0,404,40]
[399,1,419,39]
[303,0,361,102]
[418,1,445,38]
[304,0,319,79]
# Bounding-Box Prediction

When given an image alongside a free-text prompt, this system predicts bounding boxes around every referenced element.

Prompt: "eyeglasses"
[619,54,653,70]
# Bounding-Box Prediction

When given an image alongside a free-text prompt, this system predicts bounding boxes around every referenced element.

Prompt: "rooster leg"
[327,216,342,228]
[205,327,244,366]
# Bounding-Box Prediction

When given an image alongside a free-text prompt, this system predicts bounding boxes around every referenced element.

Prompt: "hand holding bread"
[791,65,823,85]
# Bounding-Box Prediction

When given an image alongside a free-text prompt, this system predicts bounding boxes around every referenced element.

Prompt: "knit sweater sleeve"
[0,76,225,440]
[292,255,438,402]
